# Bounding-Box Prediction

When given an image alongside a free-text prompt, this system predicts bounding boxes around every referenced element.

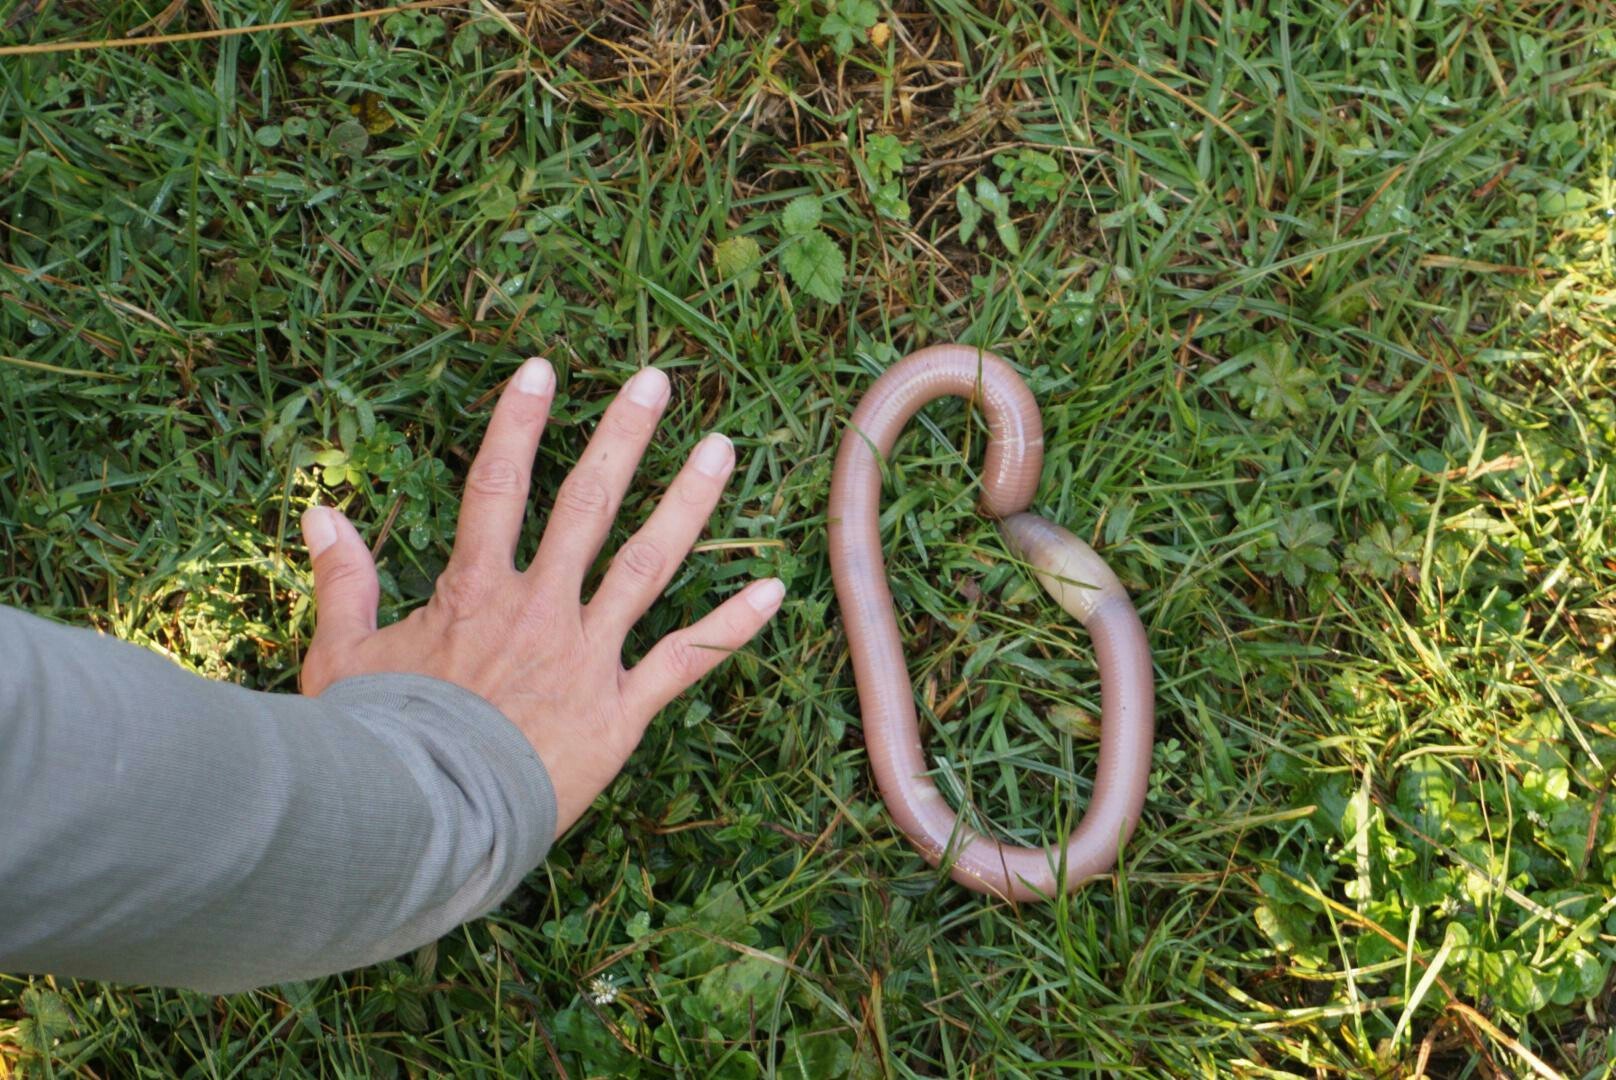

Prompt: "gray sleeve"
[0,605,556,994]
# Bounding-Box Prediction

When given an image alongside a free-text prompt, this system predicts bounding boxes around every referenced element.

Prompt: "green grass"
[3,0,1615,1075]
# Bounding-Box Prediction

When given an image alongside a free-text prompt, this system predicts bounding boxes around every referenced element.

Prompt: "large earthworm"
[828,344,1155,901]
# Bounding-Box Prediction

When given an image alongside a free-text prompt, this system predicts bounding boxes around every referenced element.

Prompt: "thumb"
[301,505,379,650]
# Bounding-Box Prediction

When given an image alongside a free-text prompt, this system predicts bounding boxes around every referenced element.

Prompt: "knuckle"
[665,636,712,681]
[432,565,491,621]
[615,539,666,583]
[466,455,526,497]
[557,471,611,517]
[516,591,557,636]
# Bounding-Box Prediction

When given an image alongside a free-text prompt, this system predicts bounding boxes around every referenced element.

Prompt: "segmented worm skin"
[828,344,1155,901]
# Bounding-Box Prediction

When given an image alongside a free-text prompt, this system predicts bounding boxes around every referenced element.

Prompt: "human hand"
[296,359,783,834]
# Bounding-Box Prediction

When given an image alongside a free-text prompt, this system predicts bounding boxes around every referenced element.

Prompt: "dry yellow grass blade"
[0,0,457,57]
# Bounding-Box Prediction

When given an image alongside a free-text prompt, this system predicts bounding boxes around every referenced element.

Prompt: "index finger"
[451,357,555,571]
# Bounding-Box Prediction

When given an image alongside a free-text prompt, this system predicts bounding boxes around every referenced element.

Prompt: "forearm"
[0,606,555,994]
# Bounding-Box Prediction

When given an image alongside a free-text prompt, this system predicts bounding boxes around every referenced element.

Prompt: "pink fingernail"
[513,357,554,396]
[692,433,733,478]
[625,367,670,407]
[746,578,785,614]
[302,507,339,557]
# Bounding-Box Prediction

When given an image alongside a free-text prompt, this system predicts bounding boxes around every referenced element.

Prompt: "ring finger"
[585,431,734,637]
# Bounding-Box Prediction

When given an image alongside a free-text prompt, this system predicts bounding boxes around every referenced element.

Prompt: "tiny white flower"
[587,974,619,1006]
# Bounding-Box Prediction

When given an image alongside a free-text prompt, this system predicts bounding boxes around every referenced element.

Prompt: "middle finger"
[529,367,670,592]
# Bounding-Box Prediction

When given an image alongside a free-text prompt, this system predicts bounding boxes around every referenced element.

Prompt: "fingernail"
[513,357,554,396]
[301,506,339,558]
[625,367,670,408]
[692,432,733,478]
[746,577,785,615]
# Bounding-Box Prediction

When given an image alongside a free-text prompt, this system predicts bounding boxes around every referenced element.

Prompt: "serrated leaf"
[1259,510,1337,587]
[20,989,73,1043]
[821,0,880,56]
[1364,453,1425,516]
[780,229,845,303]
[781,195,823,236]
[1343,520,1419,579]
[712,235,762,289]
[1233,340,1319,420]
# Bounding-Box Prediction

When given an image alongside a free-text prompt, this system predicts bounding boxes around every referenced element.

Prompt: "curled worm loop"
[828,344,1155,901]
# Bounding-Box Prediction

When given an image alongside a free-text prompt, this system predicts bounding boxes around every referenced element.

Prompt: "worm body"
[828,344,1154,900]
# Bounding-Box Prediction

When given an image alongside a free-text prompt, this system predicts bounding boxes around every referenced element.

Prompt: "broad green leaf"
[1396,757,1454,840]
[328,119,369,158]
[956,186,983,243]
[713,235,762,289]
[870,180,909,221]
[865,133,906,180]
[974,173,1010,216]
[782,1030,854,1079]
[1343,520,1419,579]
[781,194,823,236]
[661,882,756,976]
[1518,33,1544,76]
[781,229,845,303]
[693,951,787,1035]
